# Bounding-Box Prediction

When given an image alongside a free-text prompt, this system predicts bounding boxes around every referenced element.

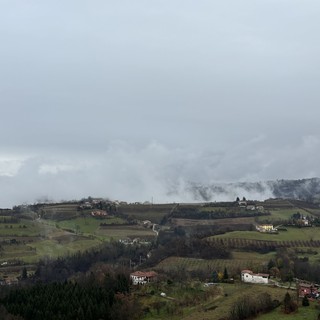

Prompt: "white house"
[241,270,269,284]
[256,224,277,233]
[130,271,158,285]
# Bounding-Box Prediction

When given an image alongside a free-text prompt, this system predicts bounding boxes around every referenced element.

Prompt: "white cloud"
[0,155,29,177]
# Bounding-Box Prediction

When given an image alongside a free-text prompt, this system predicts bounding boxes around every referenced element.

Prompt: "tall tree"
[223,267,229,280]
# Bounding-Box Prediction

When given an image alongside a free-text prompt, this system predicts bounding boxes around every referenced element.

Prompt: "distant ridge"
[185,178,320,203]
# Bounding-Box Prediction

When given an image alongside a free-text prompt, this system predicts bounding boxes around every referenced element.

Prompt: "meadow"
[266,208,311,221]
[54,216,126,234]
[139,282,294,320]
[211,226,320,242]
[257,303,319,320]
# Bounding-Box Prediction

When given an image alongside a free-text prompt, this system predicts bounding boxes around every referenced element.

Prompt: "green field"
[26,238,101,262]
[211,227,320,242]
[267,208,312,221]
[54,216,126,234]
[96,225,155,240]
[154,254,272,275]
[0,219,47,237]
[257,303,319,319]
[0,217,156,265]
[140,282,319,320]
[140,282,291,320]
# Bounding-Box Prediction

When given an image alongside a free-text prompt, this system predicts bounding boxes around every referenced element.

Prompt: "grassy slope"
[26,238,101,262]
[118,203,174,224]
[258,303,319,320]
[211,227,320,241]
[267,208,312,221]
[139,283,291,320]
[154,252,274,276]
[0,219,46,237]
[55,216,126,234]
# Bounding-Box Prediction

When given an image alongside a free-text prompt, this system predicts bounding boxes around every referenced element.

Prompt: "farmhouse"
[142,220,152,228]
[256,224,276,233]
[241,270,269,284]
[91,210,108,217]
[298,282,319,298]
[238,201,247,207]
[130,271,158,285]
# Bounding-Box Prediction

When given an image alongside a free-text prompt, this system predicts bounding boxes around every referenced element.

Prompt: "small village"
[130,267,320,302]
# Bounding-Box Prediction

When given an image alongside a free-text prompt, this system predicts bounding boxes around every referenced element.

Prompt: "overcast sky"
[0,0,320,207]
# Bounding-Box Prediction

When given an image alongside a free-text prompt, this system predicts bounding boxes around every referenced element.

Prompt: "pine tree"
[223,267,229,280]
[283,292,298,314]
[21,267,28,280]
[302,295,309,307]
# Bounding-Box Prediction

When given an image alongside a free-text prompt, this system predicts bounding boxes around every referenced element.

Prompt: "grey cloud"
[0,1,320,206]
[0,135,319,207]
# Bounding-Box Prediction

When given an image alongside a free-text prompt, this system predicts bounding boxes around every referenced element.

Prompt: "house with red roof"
[130,271,158,285]
[241,269,269,284]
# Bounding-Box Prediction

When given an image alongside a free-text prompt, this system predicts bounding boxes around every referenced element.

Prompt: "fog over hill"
[185,178,320,203]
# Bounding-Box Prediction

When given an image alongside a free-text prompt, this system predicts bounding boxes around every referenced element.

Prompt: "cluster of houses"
[241,269,320,300]
[119,238,151,246]
[290,212,312,227]
[298,282,320,299]
[238,200,264,212]
[0,277,19,286]
[130,269,269,286]
[79,198,114,210]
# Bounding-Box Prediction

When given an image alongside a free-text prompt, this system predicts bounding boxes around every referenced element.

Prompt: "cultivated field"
[171,216,256,226]
[96,225,155,240]
[154,253,273,276]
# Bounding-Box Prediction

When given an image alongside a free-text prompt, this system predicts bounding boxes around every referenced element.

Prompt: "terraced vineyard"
[208,237,320,249]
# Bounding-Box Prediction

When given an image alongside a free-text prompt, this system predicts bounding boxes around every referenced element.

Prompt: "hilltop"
[185,177,320,203]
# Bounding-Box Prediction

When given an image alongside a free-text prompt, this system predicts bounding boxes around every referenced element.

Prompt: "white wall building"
[130,271,157,285]
[241,270,269,284]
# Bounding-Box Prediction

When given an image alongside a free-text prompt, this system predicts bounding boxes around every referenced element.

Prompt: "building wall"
[131,275,156,285]
[241,272,268,284]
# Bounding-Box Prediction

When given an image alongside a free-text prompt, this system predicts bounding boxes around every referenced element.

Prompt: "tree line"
[1,271,140,320]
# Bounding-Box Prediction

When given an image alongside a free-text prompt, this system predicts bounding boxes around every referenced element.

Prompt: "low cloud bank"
[0,136,319,207]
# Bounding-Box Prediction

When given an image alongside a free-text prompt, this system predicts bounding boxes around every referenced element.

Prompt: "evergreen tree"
[283,292,297,314]
[223,267,229,280]
[21,267,28,280]
[212,271,219,283]
[302,295,309,307]
[267,259,276,270]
